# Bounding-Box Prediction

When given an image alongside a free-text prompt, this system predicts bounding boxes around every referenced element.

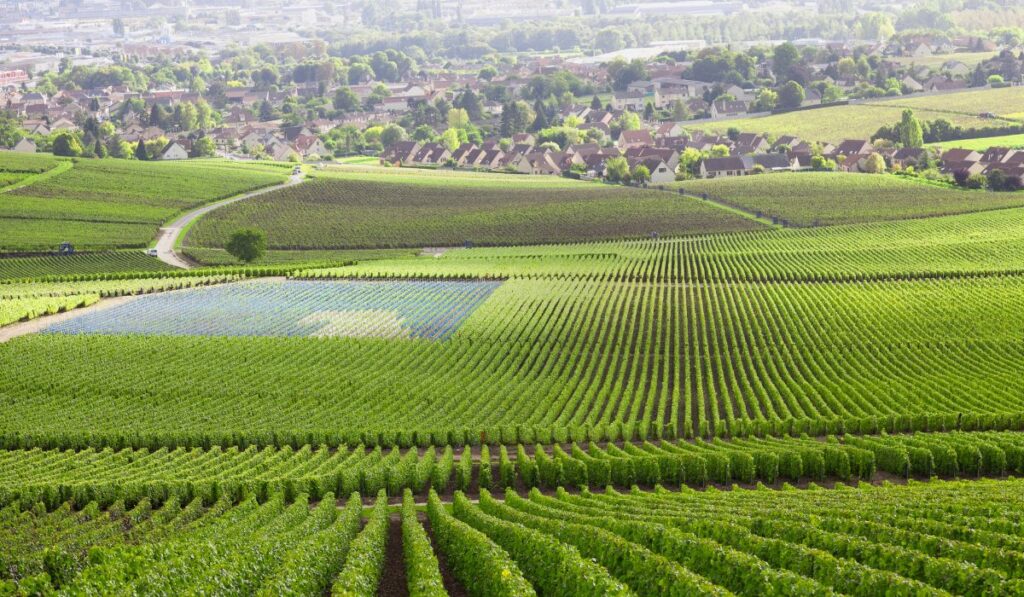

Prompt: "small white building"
[159,141,189,160]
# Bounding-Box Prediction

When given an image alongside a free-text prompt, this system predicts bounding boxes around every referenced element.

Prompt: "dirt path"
[378,514,409,597]
[422,516,469,597]
[155,171,305,269]
[0,294,140,343]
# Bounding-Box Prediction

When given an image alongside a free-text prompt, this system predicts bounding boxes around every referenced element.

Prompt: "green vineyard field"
[5,478,1024,595]
[676,171,1024,226]
[185,171,762,250]
[3,156,1024,595]
[0,159,286,253]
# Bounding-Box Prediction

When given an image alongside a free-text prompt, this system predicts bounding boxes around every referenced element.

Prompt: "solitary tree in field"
[226,228,267,263]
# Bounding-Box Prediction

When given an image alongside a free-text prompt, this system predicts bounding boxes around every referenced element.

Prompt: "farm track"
[155,170,305,269]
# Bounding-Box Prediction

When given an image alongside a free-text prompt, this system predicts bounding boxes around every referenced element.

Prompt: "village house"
[618,129,655,150]
[709,99,748,119]
[699,156,754,178]
[158,141,189,160]
[752,153,797,172]
[12,138,37,153]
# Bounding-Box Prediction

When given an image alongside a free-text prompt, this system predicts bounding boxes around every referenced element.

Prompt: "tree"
[772,43,800,81]
[988,169,1021,192]
[454,89,483,122]
[479,66,498,81]
[225,228,267,263]
[500,100,533,137]
[811,155,836,171]
[0,116,24,148]
[52,132,83,157]
[93,138,107,158]
[439,128,461,151]
[595,28,625,53]
[196,100,214,130]
[604,156,629,182]
[676,148,703,180]
[777,81,805,110]
[380,124,407,148]
[751,89,778,112]
[112,18,125,36]
[836,57,856,79]
[191,136,216,158]
[149,104,166,127]
[412,125,435,142]
[670,100,689,121]
[135,138,148,160]
[530,100,549,131]
[643,102,655,121]
[607,58,647,91]
[862,153,886,173]
[175,102,198,131]
[898,109,924,148]
[631,164,650,184]
[965,173,987,189]
[258,101,275,121]
[710,144,730,158]
[333,87,359,113]
[447,108,471,130]
[591,95,602,110]
[617,111,642,132]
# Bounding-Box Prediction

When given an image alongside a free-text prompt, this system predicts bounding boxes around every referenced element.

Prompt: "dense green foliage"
[186,171,761,250]
[679,172,1024,226]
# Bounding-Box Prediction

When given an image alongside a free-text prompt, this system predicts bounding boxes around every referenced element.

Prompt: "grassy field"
[697,86,1024,143]
[933,132,1024,151]
[0,157,287,252]
[676,171,1024,226]
[185,169,762,250]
